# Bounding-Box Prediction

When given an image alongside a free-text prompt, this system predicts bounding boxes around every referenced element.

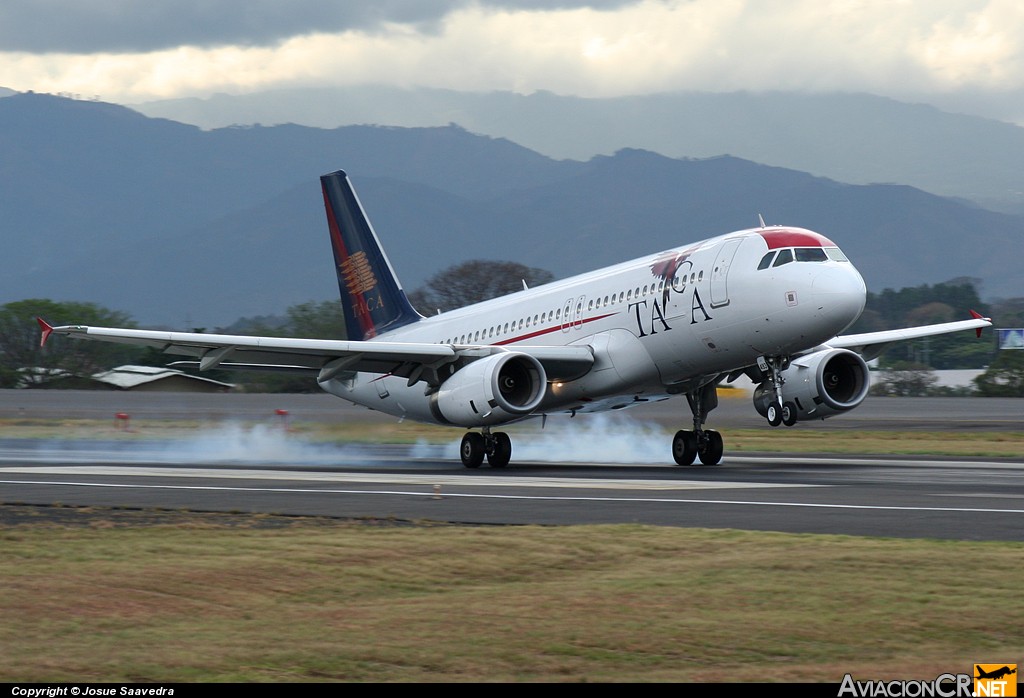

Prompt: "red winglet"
[36,317,54,347]
[969,309,988,338]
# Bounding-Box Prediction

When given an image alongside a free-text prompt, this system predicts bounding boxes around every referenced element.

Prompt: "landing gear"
[460,428,512,468]
[460,432,485,468]
[672,383,724,466]
[781,401,798,427]
[762,356,798,428]
[672,430,697,465]
[489,432,512,468]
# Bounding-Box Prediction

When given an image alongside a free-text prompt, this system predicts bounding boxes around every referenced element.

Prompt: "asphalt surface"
[1,390,1022,540]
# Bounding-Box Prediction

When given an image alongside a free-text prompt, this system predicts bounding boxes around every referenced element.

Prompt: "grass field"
[1,507,1021,683]
[2,410,1021,683]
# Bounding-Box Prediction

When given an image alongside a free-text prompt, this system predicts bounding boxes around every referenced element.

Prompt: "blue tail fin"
[320,170,422,340]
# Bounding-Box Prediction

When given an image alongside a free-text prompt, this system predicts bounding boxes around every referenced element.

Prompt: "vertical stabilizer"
[321,170,422,340]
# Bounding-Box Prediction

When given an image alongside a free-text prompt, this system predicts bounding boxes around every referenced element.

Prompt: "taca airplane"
[39,170,991,468]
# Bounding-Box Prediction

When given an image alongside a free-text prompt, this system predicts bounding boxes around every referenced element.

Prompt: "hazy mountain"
[133,86,1024,213]
[2,93,1021,328]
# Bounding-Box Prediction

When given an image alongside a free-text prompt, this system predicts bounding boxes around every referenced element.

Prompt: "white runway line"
[0,465,809,491]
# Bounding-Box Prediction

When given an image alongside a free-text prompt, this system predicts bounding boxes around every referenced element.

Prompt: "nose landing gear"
[761,355,798,427]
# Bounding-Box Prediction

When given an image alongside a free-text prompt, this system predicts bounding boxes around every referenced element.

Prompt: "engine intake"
[753,348,870,422]
[433,352,547,426]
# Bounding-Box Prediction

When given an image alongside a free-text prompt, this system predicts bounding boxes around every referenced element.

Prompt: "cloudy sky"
[2,0,1023,118]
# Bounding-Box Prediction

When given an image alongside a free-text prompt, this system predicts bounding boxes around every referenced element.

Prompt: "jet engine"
[753,348,870,422]
[434,352,547,426]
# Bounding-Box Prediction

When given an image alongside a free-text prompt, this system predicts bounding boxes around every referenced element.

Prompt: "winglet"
[37,317,54,347]
[969,309,989,338]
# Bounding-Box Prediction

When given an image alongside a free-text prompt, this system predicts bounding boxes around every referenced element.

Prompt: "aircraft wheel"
[782,401,798,427]
[487,432,512,468]
[766,402,782,427]
[698,430,724,466]
[460,432,485,468]
[672,430,698,466]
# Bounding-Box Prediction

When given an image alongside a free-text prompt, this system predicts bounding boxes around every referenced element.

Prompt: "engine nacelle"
[433,352,547,427]
[753,348,870,422]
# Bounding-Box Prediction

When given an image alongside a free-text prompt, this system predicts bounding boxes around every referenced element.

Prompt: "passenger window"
[773,249,794,267]
[758,252,776,270]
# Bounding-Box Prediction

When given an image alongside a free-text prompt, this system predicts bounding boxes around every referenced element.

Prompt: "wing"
[37,320,595,385]
[830,311,992,361]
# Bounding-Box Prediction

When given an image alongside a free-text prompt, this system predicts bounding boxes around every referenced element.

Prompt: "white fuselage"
[319,227,867,424]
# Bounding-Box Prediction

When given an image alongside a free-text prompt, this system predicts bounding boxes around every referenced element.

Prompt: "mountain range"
[1,90,1021,328]
[133,86,1024,213]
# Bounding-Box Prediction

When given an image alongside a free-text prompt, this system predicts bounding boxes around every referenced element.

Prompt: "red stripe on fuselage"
[758,229,835,249]
[493,312,618,346]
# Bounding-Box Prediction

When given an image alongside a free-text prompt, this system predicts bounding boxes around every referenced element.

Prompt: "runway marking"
[0,466,806,491]
[2,479,1024,515]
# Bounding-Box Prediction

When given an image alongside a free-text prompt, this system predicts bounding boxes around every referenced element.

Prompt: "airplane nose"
[811,265,867,331]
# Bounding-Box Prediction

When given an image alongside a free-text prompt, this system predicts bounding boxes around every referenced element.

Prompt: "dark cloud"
[0,0,638,54]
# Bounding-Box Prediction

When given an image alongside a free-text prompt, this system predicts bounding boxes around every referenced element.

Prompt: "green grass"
[0,509,1020,682]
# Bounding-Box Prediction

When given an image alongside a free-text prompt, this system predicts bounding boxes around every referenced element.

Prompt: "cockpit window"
[794,247,828,262]
[761,245,849,269]
[772,249,794,267]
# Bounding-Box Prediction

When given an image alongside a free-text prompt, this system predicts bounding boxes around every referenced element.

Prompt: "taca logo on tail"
[321,170,422,340]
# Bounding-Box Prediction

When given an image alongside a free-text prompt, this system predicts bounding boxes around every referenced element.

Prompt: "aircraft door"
[709,238,742,309]
[561,296,586,332]
[561,298,574,332]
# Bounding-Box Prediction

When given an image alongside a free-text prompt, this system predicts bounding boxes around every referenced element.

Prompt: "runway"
[1,443,1022,541]
[1,391,1022,540]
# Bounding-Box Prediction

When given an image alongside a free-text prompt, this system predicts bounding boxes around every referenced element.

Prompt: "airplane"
[38,169,992,468]
[975,666,1017,681]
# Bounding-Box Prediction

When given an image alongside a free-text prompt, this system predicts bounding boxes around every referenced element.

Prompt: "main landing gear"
[762,355,798,428]
[460,428,512,468]
[672,383,724,466]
